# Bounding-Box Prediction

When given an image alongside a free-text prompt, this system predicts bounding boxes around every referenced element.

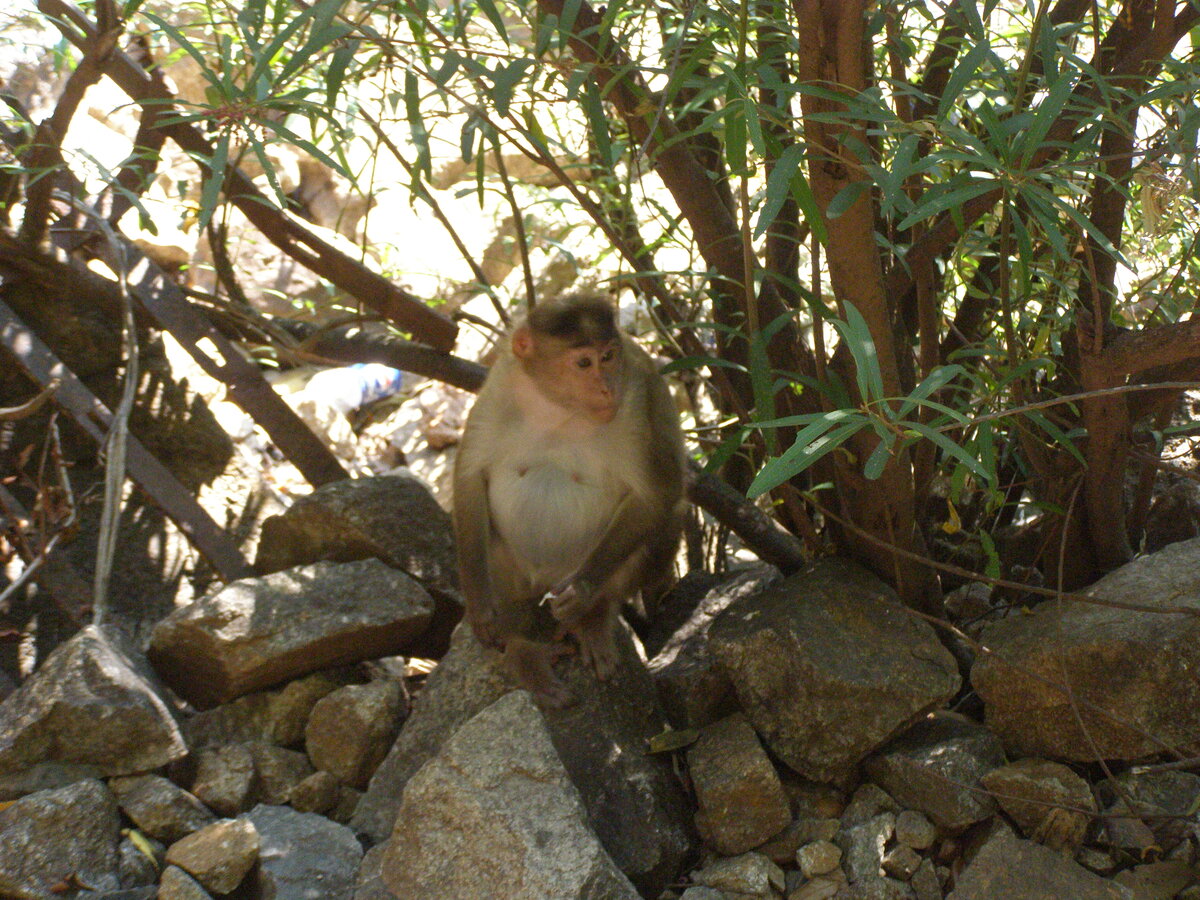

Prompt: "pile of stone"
[0,474,1198,899]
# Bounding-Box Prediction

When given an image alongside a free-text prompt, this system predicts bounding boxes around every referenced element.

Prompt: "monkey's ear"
[511,325,535,359]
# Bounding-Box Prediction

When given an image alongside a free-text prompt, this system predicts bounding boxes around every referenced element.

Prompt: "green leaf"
[474,0,509,42]
[830,302,884,404]
[862,432,895,480]
[580,80,614,167]
[937,39,991,122]
[826,181,866,219]
[897,364,964,419]
[902,420,990,480]
[896,178,999,231]
[196,129,230,233]
[749,418,863,498]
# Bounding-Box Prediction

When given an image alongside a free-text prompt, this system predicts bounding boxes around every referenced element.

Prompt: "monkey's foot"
[576,631,619,681]
[504,637,576,708]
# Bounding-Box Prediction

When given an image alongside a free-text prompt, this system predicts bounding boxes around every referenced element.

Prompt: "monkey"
[452,293,687,708]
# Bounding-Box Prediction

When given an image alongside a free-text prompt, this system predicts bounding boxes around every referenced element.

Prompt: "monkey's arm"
[452,467,503,648]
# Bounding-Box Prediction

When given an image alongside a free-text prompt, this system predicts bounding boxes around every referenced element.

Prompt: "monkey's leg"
[564,601,620,681]
[502,636,576,708]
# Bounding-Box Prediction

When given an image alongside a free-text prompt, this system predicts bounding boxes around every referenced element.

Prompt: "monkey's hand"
[546,578,598,622]
[466,599,504,650]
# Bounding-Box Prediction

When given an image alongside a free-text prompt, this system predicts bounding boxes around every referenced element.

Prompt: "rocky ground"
[1,473,1199,900]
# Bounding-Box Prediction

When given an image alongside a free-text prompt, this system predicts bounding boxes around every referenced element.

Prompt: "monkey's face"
[555,341,622,422]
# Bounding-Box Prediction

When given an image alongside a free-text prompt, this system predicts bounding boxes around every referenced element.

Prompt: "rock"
[247,741,314,803]
[183,669,356,748]
[708,559,960,783]
[118,830,163,887]
[248,804,362,899]
[1112,860,1194,900]
[253,474,462,657]
[894,810,937,851]
[680,887,725,900]
[148,559,433,707]
[688,713,792,855]
[971,537,1200,760]
[164,818,259,894]
[0,625,186,776]
[527,623,695,896]
[352,625,511,842]
[844,875,916,899]
[352,843,396,900]
[758,817,840,866]
[0,761,102,800]
[291,770,342,814]
[690,852,786,897]
[842,783,901,828]
[382,691,641,900]
[191,743,256,816]
[788,875,846,900]
[947,829,1133,899]
[331,784,362,823]
[109,774,217,844]
[838,812,895,884]
[797,840,843,878]
[305,677,408,788]
[864,713,1004,830]
[882,845,922,880]
[648,565,781,727]
[979,758,1095,851]
[0,779,121,898]
[910,860,941,900]
[159,865,214,899]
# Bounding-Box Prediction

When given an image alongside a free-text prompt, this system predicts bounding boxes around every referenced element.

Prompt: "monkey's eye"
[576,356,593,369]
[600,348,616,363]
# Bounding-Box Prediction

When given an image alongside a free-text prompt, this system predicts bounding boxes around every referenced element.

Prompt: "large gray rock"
[356,624,692,896]
[382,691,641,900]
[0,625,186,776]
[248,804,363,900]
[972,537,1200,761]
[539,624,694,895]
[253,474,462,657]
[648,565,781,728]
[0,779,121,898]
[148,559,433,707]
[709,559,960,782]
[948,828,1132,899]
[864,712,1004,830]
[352,624,510,842]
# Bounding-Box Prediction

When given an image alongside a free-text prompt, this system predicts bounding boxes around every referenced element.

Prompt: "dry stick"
[490,139,537,310]
[0,380,61,421]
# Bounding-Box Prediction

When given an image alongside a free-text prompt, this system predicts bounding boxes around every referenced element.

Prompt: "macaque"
[453,294,686,707]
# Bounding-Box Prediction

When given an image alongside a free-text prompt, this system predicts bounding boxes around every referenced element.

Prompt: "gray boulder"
[253,473,462,657]
[148,559,432,707]
[948,828,1132,899]
[382,691,641,900]
[972,537,1200,761]
[0,779,121,898]
[0,625,186,777]
[864,712,1004,830]
[709,558,960,782]
[306,677,408,789]
[248,804,363,900]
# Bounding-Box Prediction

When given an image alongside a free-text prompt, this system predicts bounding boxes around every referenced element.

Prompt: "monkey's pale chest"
[488,444,623,582]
